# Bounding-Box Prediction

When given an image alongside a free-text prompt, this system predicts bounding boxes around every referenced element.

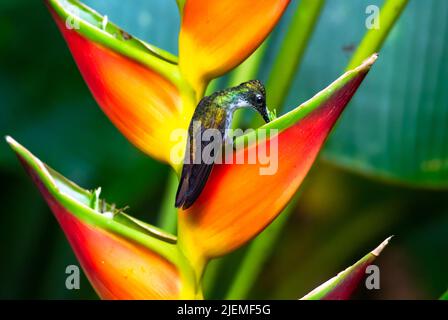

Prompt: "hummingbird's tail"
[175,169,189,208]
[175,162,214,210]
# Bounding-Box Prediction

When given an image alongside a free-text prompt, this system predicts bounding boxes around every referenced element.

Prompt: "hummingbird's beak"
[261,107,271,123]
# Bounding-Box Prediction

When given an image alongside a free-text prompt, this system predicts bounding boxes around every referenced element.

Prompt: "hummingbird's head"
[226,80,271,123]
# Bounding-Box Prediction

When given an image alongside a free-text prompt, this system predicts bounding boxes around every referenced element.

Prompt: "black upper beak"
[261,107,271,123]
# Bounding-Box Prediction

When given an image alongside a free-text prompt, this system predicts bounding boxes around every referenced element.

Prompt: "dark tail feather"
[175,163,214,209]
[175,167,190,208]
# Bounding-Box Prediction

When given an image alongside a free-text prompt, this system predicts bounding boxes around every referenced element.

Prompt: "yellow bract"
[179,0,290,96]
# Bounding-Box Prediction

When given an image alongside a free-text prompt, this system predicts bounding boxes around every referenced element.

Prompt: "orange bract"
[55,209,181,300]
[18,158,181,300]
[52,15,188,165]
[179,0,290,94]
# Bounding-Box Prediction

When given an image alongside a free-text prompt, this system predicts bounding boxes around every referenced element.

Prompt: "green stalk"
[346,0,409,70]
[157,171,179,234]
[224,0,409,300]
[266,0,325,113]
[440,289,448,300]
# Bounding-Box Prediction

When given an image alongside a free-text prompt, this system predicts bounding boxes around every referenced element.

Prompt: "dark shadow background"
[0,0,447,299]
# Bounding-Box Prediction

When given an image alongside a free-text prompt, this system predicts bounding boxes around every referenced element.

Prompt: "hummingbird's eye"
[255,94,264,105]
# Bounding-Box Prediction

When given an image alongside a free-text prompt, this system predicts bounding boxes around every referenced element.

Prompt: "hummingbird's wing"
[175,103,227,209]
[175,159,214,209]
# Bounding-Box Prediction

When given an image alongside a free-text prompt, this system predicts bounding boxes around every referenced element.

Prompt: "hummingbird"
[175,80,272,209]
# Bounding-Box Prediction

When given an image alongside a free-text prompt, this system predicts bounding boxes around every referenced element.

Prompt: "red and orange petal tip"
[179,0,290,94]
[47,0,193,166]
[53,208,180,300]
[178,55,378,259]
[301,236,392,300]
[6,136,196,299]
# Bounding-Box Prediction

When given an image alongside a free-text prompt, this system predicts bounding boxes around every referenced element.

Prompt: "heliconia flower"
[178,0,290,96]
[46,0,195,167]
[301,236,392,300]
[22,1,381,298]
[178,55,378,262]
[6,137,198,300]
[46,0,290,167]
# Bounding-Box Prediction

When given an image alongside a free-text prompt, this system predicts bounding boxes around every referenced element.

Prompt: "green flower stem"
[346,0,409,70]
[266,0,325,114]
[440,289,448,300]
[157,171,179,234]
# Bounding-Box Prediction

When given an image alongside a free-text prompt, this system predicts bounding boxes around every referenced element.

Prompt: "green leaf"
[328,0,447,187]
[301,236,392,300]
[287,0,448,187]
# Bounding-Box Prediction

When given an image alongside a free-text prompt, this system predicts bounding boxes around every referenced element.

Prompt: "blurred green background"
[0,0,447,299]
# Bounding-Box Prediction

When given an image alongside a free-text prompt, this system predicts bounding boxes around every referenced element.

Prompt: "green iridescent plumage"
[175,80,272,209]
